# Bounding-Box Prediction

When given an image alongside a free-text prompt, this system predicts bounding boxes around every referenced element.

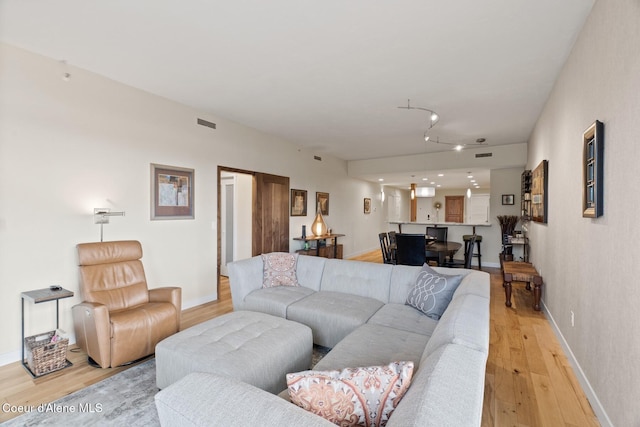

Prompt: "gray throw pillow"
[405,263,463,320]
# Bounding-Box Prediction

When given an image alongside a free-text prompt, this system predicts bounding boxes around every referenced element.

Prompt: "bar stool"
[462,234,482,270]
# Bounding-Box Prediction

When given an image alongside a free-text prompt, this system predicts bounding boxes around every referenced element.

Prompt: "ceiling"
[0,0,594,190]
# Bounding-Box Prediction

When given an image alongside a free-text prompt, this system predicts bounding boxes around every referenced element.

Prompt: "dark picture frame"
[502,194,515,205]
[316,192,329,215]
[151,163,194,220]
[291,189,307,216]
[364,198,371,214]
[531,160,548,223]
[583,120,604,218]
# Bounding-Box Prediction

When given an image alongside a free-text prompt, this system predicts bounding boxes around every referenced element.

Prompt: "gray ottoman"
[155,311,313,394]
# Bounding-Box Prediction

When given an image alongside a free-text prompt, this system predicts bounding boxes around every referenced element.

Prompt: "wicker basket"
[25,330,69,376]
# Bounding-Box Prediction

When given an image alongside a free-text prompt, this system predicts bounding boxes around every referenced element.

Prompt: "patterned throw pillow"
[405,263,463,320]
[286,361,414,427]
[262,252,300,288]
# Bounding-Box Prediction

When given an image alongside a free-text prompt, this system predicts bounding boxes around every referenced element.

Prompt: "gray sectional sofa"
[155,254,490,427]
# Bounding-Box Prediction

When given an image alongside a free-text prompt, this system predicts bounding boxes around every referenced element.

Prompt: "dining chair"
[395,233,427,266]
[387,231,397,263]
[446,235,477,269]
[426,226,448,242]
[378,232,394,264]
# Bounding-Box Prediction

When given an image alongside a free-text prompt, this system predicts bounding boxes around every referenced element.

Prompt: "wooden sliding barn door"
[252,172,290,255]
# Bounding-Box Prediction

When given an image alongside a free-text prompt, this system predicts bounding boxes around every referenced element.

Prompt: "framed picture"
[583,120,604,218]
[316,192,329,215]
[502,194,515,205]
[364,198,371,214]
[291,189,307,216]
[531,160,548,223]
[151,163,194,220]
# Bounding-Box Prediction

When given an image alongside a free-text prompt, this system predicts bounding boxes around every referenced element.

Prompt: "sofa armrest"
[149,287,182,328]
[227,256,265,310]
[72,302,111,368]
[155,372,334,427]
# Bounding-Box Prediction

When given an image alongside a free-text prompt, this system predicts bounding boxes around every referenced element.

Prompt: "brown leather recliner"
[72,240,181,368]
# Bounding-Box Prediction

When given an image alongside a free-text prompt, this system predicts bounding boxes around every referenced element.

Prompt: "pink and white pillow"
[262,252,300,288]
[286,361,414,427]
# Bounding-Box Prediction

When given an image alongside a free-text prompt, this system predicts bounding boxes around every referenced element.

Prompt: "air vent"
[197,118,217,130]
[475,152,492,158]
[314,155,322,161]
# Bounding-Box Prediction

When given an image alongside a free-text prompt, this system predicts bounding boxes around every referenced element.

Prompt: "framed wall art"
[364,198,371,214]
[291,189,307,216]
[151,163,194,220]
[531,160,548,223]
[583,120,604,218]
[502,194,515,205]
[316,192,329,215]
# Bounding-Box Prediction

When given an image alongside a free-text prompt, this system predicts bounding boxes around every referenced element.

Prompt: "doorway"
[445,196,465,223]
[217,167,290,293]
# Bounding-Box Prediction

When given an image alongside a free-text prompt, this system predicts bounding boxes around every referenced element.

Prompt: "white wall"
[527,1,640,425]
[0,43,386,364]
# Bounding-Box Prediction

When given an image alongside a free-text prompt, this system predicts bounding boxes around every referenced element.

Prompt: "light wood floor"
[0,251,600,426]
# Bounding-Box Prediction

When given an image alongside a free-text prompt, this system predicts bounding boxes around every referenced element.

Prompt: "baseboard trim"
[542,299,613,427]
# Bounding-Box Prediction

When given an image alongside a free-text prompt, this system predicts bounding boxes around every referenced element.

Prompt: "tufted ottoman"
[155,311,313,394]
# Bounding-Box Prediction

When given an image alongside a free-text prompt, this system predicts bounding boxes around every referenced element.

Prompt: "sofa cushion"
[287,361,414,427]
[287,291,384,348]
[262,252,300,288]
[422,293,490,359]
[387,344,487,427]
[243,286,316,318]
[319,259,392,303]
[405,264,463,320]
[313,323,428,372]
[366,303,438,337]
[156,372,336,427]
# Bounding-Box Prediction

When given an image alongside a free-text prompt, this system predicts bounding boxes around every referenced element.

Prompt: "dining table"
[425,239,462,266]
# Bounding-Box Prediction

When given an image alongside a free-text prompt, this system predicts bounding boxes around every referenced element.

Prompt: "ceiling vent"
[475,152,492,158]
[314,155,322,161]
[197,118,217,130]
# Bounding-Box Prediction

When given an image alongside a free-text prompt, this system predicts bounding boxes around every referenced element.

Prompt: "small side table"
[503,262,543,311]
[21,287,74,377]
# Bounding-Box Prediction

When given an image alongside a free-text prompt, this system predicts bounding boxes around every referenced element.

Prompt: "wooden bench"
[503,261,543,311]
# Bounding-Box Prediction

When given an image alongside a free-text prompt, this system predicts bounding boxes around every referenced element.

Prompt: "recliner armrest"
[149,287,182,329]
[72,302,111,368]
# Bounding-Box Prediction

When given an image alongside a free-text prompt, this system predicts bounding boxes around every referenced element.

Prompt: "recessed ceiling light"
[467,175,473,178]
[470,179,476,183]
[437,174,444,177]
[378,178,384,182]
[436,184,442,188]
[430,182,436,185]
[422,177,428,181]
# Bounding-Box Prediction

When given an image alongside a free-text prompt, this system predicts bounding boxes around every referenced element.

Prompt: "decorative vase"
[311,203,328,236]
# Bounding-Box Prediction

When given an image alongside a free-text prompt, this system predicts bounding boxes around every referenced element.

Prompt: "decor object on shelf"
[531,160,548,223]
[583,120,604,218]
[291,189,307,216]
[521,170,532,220]
[497,215,519,258]
[501,194,514,205]
[93,208,125,242]
[311,203,328,236]
[151,163,194,220]
[364,198,371,214]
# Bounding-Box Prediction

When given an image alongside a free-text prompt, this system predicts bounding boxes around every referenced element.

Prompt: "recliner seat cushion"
[109,302,178,366]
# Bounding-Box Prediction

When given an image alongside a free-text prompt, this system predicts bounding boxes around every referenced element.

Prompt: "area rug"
[2,359,159,426]
[3,346,331,426]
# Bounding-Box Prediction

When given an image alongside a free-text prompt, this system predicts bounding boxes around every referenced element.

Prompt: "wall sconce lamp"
[94,208,125,242]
